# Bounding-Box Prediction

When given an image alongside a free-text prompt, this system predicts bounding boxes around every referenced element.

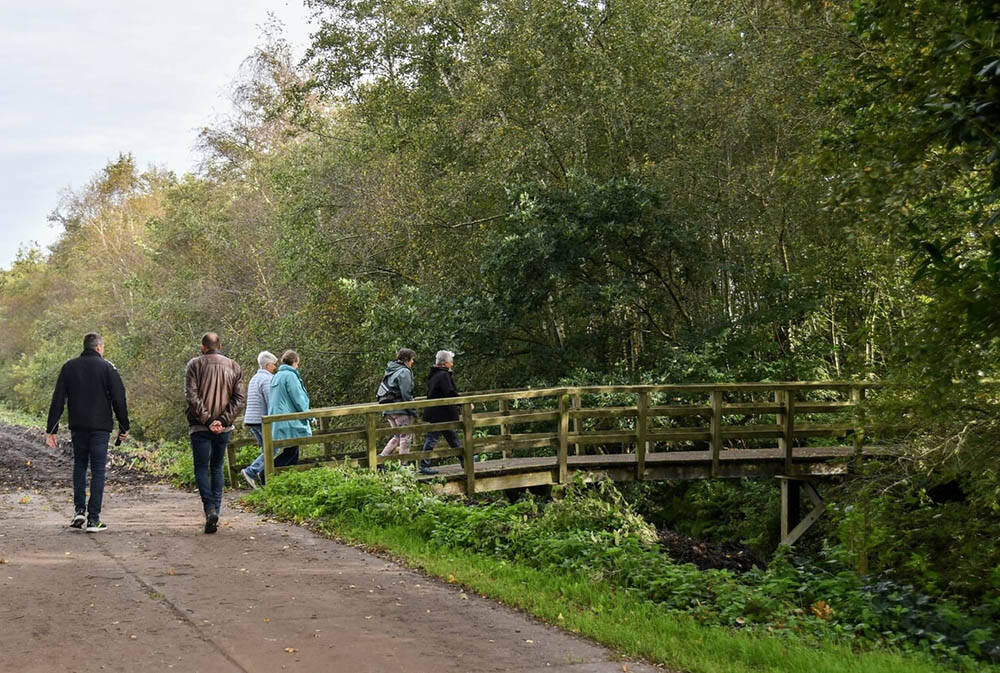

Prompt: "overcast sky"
[0,1,313,269]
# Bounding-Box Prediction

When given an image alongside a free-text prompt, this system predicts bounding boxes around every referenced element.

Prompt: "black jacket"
[46,349,130,434]
[422,366,460,423]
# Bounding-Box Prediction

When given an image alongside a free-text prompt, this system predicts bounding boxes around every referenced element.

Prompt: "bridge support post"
[777,476,825,546]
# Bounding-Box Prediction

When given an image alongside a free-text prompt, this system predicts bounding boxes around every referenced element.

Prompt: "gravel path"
[0,427,661,673]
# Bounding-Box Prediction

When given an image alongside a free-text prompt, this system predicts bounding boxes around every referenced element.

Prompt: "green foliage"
[630,479,781,553]
[830,461,1000,600]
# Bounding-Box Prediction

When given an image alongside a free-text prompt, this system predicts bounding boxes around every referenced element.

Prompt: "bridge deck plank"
[414,446,891,489]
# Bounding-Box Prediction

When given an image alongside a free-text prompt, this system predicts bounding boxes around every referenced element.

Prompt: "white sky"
[0,1,314,269]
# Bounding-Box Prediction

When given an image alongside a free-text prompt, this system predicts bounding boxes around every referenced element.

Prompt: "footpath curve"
[0,427,660,673]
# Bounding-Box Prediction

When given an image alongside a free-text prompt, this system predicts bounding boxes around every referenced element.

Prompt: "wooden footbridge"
[229,382,890,545]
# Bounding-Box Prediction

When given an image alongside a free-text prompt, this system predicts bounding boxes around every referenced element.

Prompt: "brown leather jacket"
[184,350,245,434]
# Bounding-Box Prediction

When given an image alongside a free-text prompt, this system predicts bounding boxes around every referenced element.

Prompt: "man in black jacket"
[46,332,130,532]
[419,350,465,475]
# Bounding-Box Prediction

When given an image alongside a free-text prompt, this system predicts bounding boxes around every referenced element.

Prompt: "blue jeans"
[191,431,230,515]
[71,430,110,521]
[421,430,461,470]
[243,424,300,481]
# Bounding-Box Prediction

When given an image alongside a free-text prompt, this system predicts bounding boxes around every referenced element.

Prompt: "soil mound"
[0,423,158,489]
[657,527,764,572]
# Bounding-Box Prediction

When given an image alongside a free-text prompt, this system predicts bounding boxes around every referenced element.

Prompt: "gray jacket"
[243,368,273,425]
[380,360,416,417]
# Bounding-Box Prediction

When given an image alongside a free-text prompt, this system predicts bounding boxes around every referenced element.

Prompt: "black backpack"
[376,372,401,404]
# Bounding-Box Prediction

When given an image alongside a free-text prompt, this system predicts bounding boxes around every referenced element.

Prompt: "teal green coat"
[268,364,312,441]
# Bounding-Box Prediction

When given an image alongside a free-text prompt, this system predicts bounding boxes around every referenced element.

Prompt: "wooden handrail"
[260,381,881,424]
[258,381,881,484]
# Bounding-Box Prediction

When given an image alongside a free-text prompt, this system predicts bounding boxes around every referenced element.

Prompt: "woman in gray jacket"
[240,350,277,488]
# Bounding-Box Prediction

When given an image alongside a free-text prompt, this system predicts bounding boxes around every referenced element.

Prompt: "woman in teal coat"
[268,349,311,468]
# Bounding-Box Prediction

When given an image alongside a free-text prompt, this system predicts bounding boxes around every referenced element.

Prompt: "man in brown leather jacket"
[185,332,244,533]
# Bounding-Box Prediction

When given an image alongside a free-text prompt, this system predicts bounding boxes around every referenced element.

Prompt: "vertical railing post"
[778,389,796,474]
[851,384,866,457]
[636,390,648,481]
[557,393,569,484]
[366,411,378,472]
[499,398,511,459]
[226,440,239,488]
[263,418,275,484]
[321,415,332,461]
[710,390,723,477]
[462,402,476,495]
[571,393,582,456]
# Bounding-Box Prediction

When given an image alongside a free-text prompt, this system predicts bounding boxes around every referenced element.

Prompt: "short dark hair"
[83,333,102,351]
[396,348,415,363]
[281,349,300,366]
[202,332,221,350]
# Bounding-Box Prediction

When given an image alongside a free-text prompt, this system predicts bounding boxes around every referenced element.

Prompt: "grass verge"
[244,467,987,673]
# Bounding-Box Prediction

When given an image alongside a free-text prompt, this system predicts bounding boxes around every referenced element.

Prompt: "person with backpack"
[377,348,417,459]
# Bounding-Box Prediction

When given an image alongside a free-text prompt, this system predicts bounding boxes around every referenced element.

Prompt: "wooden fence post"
[263,419,275,484]
[571,393,582,456]
[321,416,332,461]
[710,390,723,477]
[778,389,796,474]
[636,391,648,481]
[462,402,476,495]
[557,393,570,484]
[851,385,866,457]
[499,398,511,459]
[365,412,378,472]
[226,441,240,488]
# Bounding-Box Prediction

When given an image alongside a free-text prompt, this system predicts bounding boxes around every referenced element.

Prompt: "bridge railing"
[259,381,883,493]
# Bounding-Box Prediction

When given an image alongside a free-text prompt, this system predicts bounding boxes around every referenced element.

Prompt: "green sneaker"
[85,521,108,533]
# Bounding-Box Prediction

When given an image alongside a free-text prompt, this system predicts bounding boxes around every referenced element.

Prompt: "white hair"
[435,350,454,365]
[257,350,278,368]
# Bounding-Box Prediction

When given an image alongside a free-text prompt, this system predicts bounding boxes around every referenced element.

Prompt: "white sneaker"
[241,468,259,490]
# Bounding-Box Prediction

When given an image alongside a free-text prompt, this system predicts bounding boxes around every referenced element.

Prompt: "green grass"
[318,522,965,673]
[244,468,991,673]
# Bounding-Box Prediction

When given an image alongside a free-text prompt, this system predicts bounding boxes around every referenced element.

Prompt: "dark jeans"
[244,422,299,483]
[421,430,461,469]
[190,431,230,515]
[71,430,110,521]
